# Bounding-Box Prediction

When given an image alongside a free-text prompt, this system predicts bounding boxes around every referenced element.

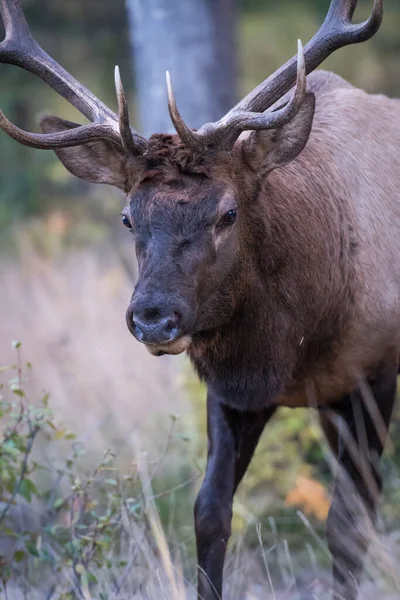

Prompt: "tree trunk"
[126,0,237,137]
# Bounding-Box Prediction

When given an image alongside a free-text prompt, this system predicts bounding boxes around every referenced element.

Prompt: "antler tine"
[170,0,383,153]
[166,71,203,150]
[0,109,122,149]
[115,66,144,156]
[0,0,147,154]
[231,0,383,116]
[324,0,383,47]
[0,0,30,46]
[199,40,307,145]
[346,0,383,41]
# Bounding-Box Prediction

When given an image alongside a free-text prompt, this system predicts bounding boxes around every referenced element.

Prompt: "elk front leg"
[195,392,276,599]
[321,362,397,600]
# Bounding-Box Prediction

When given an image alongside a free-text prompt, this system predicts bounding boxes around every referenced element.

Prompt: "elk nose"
[126,303,181,344]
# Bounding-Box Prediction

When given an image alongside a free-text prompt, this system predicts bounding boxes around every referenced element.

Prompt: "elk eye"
[121,214,132,229]
[219,209,237,227]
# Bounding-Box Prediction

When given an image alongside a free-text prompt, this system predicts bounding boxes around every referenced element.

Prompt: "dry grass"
[3,492,400,599]
[0,238,189,458]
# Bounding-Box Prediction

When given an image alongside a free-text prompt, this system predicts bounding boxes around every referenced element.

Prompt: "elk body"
[0,0,397,598]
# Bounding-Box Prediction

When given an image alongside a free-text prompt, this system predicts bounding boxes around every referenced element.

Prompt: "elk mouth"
[144,334,192,357]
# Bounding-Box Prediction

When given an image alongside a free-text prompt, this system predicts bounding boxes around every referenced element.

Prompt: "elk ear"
[242,93,315,174]
[40,116,128,190]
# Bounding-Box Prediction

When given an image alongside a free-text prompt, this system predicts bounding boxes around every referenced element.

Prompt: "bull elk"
[0,0,397,598]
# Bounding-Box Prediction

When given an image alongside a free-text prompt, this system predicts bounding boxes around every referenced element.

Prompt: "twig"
[140,417,177,498]
[150,472,201,500]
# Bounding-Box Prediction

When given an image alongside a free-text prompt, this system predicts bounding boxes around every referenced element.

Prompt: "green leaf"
[23,478,37,495]
[25,541,40,557]
[86,571,98,584]
[105,479,118,487]
[11,387,24,397]
[53,498,64,509]
[39,549,54,565]
[102,453,115,465]
[3,439,20,456]
[19,479,37,503]
[13,549,25,563]
[73,445,86,457]
[99,534,112,545]
[54,428,67,441]
[128,502,141,514]
[2,528,17,538]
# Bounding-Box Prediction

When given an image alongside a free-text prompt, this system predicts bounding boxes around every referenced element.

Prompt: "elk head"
[0,0,383,356]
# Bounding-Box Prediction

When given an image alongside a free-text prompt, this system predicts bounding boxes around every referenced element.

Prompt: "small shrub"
[0,343,193,599]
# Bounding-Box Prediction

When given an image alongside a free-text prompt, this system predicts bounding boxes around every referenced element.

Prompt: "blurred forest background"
[2,0,400,228]
[1,0,400,598]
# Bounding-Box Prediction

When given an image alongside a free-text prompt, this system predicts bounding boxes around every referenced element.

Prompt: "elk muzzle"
[126,294,192,356]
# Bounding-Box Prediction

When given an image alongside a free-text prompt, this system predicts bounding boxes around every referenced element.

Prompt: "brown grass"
[0,238,188,457]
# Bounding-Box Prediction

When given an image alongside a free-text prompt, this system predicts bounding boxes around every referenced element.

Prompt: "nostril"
[165,311,181,332]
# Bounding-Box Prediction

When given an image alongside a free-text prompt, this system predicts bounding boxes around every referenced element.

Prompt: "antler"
[167,0,383,152]
[0,0,147,154]
[167,40,308,152]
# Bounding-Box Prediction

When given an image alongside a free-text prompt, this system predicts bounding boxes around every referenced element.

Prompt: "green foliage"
[0,344,197,598]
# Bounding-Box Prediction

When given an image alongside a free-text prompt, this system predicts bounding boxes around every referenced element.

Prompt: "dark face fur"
[124,171,242,356]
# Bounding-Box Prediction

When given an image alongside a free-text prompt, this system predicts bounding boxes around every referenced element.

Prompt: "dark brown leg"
[195,392,276,599]
[320,362,397,600]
